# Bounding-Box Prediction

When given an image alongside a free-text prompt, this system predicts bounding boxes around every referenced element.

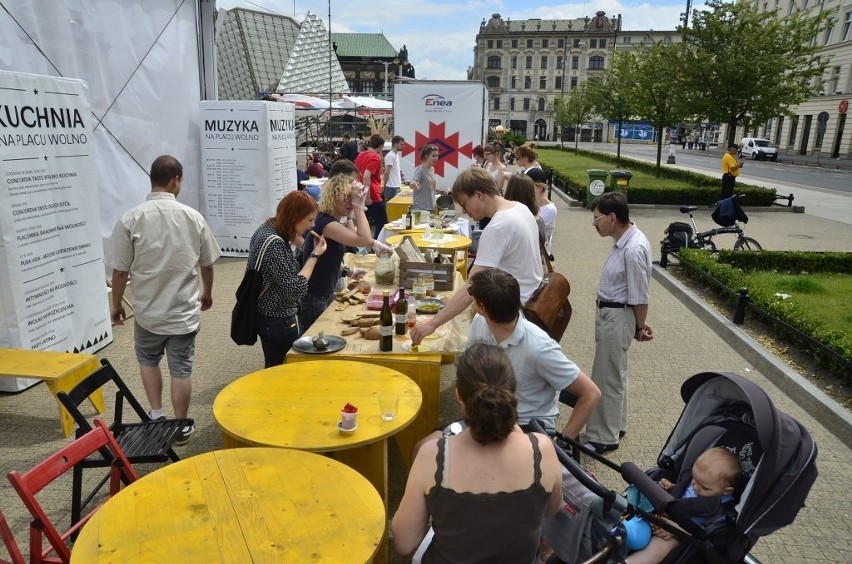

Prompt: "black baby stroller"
[533,371,818,564]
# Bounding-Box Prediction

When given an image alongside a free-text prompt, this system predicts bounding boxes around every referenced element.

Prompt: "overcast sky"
[219,1,690,81]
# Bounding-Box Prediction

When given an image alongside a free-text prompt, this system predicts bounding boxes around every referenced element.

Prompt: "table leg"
[42,357,104,437]
[333,440,389,564]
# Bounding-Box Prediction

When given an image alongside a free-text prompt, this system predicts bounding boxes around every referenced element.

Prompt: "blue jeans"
[257,315,300,368]
[365,201,388,238]
[298,293,335,334]
[383,186,400,202]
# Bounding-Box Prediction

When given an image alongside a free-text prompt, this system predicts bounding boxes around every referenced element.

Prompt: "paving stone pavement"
[1,196,850,562]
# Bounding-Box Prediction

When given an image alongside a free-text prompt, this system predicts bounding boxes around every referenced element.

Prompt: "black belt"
[597,301,629,309]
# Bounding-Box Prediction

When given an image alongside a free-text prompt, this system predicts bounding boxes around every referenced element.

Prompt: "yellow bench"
[0,348,104,437]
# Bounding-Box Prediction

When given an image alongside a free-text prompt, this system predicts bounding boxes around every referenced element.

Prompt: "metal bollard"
[733,287,749,324]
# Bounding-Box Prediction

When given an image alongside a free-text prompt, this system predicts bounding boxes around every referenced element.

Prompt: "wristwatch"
[310,253,319,259]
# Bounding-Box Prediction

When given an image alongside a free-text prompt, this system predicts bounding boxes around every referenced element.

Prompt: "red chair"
[0,507,25,564]
[6,419,139,564]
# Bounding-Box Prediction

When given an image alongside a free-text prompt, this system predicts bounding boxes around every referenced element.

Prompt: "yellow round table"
[385,232,473,279]
[70,448,386,563]
[214,360,420,495]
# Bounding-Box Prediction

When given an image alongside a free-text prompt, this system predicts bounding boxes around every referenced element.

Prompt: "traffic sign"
[840,99,848,115]
[817,111,830,124]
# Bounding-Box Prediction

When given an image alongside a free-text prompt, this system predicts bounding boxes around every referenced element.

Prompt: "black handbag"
[230,234,279,345]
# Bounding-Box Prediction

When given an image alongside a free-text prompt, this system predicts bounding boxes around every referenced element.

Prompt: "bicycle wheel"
[734,237,762,251]
[696,238,717,251]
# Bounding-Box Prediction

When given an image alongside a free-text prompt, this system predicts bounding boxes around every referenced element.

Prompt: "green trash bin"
[587,169,608,200]
[608,170,633,191]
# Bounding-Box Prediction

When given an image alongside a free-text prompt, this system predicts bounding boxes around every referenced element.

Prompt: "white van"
[739,138,778,161]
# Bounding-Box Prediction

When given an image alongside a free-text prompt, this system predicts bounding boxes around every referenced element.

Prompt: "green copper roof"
[331,33,397,58]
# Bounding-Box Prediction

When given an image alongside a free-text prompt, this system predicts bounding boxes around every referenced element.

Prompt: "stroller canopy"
[662,372,817,538]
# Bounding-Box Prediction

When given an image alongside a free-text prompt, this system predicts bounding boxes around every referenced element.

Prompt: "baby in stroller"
[538,371,817,564]
[627,447,742,563]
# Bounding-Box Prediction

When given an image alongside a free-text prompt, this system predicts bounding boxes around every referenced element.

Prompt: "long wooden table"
[0,348,103,437]
[71,448,386,563]
[286,253,470,468]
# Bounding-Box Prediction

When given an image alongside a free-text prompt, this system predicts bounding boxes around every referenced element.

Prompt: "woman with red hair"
[246,190,327,367]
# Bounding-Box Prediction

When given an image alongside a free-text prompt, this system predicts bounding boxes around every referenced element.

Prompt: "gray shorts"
[134,321,198,379]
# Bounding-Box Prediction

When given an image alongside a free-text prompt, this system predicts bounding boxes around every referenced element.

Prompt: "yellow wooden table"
[0,348,103,437]
[385,232,473,279]
[70,448,386,563]
[385,193,413,223]
[286,253,470,470]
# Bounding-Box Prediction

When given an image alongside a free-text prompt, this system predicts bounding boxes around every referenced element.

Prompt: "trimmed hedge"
[716,250,852,275]
[539,147,776,206]
[679,249,852,381]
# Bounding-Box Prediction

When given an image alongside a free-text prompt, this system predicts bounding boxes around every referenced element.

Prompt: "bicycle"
[661,193,762,264]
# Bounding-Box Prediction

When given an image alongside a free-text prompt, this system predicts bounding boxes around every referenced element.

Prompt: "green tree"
[630,43,691,175]
[585,53,638,163]
[681,0,830,147]
[554,81,594,152]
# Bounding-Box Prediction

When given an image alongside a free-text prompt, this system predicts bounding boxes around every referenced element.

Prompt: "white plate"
[423,328,447,340]
[337,421,357,434]
[400,342,433,353]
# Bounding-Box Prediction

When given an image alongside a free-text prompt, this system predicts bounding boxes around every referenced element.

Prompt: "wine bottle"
[379,290,393,351]
[405,207,413,230]
[395,286,408,335]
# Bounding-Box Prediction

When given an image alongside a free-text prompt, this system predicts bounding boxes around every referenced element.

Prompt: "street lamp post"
[373,60,391,98]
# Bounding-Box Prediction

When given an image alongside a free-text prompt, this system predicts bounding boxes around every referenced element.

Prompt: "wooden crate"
[398,261,455,291]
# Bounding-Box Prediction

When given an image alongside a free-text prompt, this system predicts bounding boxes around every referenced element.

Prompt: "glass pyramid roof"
[276,12,349,96]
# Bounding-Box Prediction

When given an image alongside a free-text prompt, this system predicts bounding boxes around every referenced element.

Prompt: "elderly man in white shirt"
[107,155,220,445]
[585,192,653,455]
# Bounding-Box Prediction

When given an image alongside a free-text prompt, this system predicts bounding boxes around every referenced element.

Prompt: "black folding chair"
[56,358,192,526]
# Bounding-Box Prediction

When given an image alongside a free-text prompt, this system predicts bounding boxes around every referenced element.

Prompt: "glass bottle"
[374,249,396,285]
[405,206,413,230]
[395,286,408,335]
[379,290,393,351]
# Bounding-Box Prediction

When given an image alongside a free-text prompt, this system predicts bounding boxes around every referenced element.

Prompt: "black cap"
[525,167,548,184]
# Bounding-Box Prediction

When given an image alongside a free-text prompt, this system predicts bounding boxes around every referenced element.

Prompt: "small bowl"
[337,421,357,434]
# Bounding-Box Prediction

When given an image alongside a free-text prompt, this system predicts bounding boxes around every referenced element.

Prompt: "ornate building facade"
[468,11,677,142]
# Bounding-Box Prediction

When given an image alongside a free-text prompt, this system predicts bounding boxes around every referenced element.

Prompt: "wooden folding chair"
[0,507,25,564]
[56,358,190,526]
[6,419,139,563]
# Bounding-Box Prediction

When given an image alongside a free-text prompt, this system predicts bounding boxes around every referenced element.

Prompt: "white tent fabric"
[0,0,216,239]
[276,11,348,97]
[338,95,393,111]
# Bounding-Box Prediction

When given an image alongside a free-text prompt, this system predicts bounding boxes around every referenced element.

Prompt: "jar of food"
[422,273,435,297]
[413,275,428,300]
[374,249,396,285]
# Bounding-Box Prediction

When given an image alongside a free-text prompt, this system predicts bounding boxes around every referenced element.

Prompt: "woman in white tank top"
[483,142,507,194]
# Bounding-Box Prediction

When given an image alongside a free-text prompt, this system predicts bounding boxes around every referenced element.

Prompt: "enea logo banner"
[422,94,454,113]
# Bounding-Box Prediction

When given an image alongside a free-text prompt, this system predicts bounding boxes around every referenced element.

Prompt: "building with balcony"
[733,1,852,159]
[469,11,677,142]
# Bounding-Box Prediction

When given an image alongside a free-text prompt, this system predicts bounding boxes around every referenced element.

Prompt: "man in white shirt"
[585,192,653,455]
[410,167,543,344]
[107,155,220,445]
[383,135,404,202]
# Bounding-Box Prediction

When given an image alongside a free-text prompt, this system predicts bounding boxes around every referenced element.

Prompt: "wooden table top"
[386,232,472,251]
[71,448,386,563]
[0,348,97,380]
[213,360,422,451]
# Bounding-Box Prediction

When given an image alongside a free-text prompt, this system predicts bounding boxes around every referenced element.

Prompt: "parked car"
[739,137,778,161]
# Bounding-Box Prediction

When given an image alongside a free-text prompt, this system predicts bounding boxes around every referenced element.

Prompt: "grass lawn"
[748,271,852,353]
[538,148,699,190]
